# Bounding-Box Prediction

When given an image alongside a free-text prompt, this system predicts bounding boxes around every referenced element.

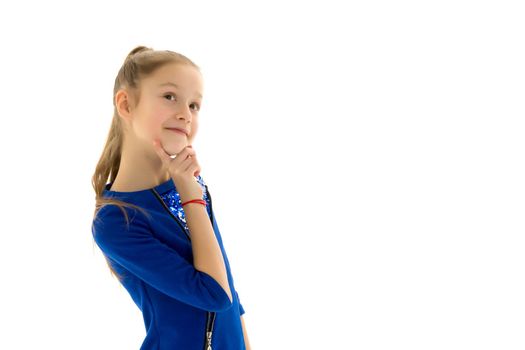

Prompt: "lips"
[167,128,188,136]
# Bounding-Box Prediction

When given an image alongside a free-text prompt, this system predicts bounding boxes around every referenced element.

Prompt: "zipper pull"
[206,331,213,350]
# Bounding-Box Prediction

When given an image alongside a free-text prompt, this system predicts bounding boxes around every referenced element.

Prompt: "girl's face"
[125,63,204,157]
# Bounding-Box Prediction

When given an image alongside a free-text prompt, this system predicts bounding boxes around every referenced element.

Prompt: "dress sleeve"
[236,290,246,315]
[92,205,233,313]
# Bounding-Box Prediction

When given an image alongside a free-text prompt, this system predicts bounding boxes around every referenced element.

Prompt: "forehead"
[145,63,203,95]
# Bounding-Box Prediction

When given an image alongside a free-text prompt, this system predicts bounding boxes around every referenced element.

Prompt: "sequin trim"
[158,175,211,232]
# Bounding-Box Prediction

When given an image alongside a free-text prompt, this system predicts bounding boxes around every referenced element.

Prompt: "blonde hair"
[91,45,200,281]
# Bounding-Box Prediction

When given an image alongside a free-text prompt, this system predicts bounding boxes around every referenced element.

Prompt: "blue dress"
[92,175,246,349]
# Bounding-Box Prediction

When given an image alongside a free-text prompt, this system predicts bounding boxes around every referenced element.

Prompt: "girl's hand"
[151,139,203,202]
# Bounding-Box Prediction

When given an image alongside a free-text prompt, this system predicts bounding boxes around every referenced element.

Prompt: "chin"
[165,142,188,155]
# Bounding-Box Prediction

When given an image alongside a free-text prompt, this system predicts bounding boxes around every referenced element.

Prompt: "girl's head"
[92,46,203,280]
[114,49,203,159]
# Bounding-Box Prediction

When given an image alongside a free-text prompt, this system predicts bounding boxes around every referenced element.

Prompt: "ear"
[115,89,134,123]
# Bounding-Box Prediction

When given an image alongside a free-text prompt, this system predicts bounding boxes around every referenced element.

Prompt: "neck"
[110,139,170,192]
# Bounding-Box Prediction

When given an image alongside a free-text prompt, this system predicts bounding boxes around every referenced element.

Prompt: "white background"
[1,1,524,349]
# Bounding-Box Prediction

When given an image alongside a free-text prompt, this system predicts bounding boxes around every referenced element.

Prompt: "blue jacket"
[92,176,246,349]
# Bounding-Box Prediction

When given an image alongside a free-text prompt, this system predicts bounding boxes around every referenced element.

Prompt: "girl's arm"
[92,205,233,312]
[184,203,233,303]
[241,315,252,350]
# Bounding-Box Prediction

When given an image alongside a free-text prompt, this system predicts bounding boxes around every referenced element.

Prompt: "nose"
[177,106,192,123]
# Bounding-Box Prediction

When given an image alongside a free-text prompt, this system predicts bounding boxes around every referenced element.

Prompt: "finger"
[192,159,201,177]
[179,146,196,159]
[180,154,196,172]
[187,162,200,177]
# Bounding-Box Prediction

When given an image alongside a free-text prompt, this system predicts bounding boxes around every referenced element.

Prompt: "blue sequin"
[158,175,211,232]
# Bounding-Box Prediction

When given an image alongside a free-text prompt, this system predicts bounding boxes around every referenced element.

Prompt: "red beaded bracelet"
[181,199,206,207]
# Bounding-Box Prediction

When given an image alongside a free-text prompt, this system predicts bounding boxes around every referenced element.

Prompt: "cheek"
[190,122,198,140]
[147,110,166,134]
[133,113,164,141]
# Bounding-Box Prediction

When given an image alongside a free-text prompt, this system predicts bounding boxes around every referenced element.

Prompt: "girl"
[91,46,250,350]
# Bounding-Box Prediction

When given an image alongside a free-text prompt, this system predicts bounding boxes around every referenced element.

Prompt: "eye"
[190,102,201,111]
[164,93,174,101]
[164,93,200,111]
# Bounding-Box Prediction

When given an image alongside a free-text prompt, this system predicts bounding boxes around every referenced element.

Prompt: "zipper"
[204,311,217,350]
[202,184,217,350]
[150,184,217,349]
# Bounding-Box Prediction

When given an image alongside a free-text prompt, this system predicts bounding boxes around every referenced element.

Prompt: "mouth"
[166,128,188,137]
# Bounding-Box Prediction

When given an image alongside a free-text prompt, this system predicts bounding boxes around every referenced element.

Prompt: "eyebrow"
[158,82,202,99]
